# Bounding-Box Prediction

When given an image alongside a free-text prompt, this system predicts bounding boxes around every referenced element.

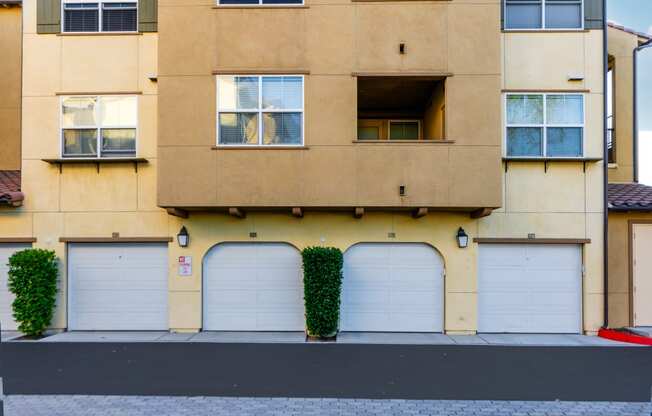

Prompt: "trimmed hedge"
[7,249,59,336]
[302,246,343,338]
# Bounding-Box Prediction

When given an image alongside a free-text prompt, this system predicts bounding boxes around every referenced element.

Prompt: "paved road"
[2,343,652,401]
[4,396,652,416]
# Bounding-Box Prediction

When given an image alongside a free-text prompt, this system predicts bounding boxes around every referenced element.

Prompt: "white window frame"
[216,75,305,147]
[503,0,584,31]
[504,93,585,158]
[60,95,139,159]
[61,0,138,34]
[388,120,422,140]
[215,0,304,7]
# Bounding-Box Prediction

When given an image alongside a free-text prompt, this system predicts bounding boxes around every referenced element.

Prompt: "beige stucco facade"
[2,0,605,334]
[606,25,651,328]
[0,3,22,171]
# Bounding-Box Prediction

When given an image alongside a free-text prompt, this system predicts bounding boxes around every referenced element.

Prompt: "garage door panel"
[341,243,444,333]
[478,244,581,334]
[203,243,304,331]
[480,245,528,267]
[1,244,31,331]
[69,243,168,331]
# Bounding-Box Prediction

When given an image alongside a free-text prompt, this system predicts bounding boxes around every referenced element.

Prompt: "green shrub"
[302,246,343,338]
[7,249,59,336]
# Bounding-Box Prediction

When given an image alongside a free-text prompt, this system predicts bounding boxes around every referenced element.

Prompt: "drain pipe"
[602,0,609,329]
[633,37,652,183]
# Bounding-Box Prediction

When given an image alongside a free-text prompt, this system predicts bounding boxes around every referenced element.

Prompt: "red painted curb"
[598,328,652,346]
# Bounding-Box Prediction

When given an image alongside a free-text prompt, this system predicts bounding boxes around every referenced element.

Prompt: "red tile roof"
[608,183,652,212]
[0,170,23,207]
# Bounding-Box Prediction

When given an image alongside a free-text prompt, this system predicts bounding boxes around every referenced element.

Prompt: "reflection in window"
[217,75,304,146]
[505,93,584,157]
[61,96,137,158]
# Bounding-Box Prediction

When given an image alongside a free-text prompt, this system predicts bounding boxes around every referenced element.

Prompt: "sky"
[607,0,652,184]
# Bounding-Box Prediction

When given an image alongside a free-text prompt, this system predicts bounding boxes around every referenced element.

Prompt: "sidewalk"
[2,330,639,346]
[4,395,651,416]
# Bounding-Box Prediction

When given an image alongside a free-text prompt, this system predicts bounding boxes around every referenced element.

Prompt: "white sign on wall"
[178,256,192,277]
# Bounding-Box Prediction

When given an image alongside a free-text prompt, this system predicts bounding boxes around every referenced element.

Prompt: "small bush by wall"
[7,249,59,336]
[302,246,343,338]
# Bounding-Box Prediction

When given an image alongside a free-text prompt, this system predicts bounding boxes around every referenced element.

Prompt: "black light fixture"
[456,227,469,248]
[177,226,189,248]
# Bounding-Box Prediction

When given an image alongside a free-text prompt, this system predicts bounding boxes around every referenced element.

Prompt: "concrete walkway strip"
[2,330,641,346]
[4,395,652,416]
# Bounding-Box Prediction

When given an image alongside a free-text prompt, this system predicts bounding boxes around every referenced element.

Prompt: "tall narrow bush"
[302,246,343,338]
[7,249,58,336]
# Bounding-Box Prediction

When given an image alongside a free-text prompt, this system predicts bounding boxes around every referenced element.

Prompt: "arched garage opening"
[341,243,445,333]
[202,242,304,331]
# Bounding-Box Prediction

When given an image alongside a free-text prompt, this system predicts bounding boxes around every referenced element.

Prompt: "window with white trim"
[63,1,137,33]
[504,0,583,30]
[61,96,138,158]
[217,0,303,6]
[216,75,304,146]
[505,94,584,157]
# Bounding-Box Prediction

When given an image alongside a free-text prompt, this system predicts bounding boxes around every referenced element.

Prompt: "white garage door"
[341,243,444,333]
[1,244,31,331]
[203,243,304,331]
[68,243,168,331]
[478,244,582,334]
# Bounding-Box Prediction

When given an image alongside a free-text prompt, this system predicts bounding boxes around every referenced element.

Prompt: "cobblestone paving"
[4,395,651,416]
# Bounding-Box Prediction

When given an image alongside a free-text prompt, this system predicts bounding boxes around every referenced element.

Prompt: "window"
[217,75,304,146]
[61,96,137,158]
[217,0,302,5]
[63,1,137,33]
[506,94,584,157]
[389,121,420,140]
[607,67,615,164]
[504,0,583,30]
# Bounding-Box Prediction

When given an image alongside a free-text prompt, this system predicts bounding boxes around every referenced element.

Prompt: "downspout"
[602,0,609,329]
[633,37,652,183]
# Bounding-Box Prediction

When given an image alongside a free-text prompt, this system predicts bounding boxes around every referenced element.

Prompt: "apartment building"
[0,0,605,335]
[606,23,652,329]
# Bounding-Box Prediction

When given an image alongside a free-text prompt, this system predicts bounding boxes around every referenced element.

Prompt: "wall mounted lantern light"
[456,227,469,248]
[177,226,189,248]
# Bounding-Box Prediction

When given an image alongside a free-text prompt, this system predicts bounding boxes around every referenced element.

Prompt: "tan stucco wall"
[5,0,162,329]
[607,212,652,327]
[4,0,604,334]
[0,6,22,171]
[489,30,606,332]
[607,27,641,183]
[157,0,503,210]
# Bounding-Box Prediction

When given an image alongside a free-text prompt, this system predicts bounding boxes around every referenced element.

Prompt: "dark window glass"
[63,129,98,157]
[547,127,582,156]
[102,3,137,32]
[505,0,542,29]
[507,127,543,156]
[218,0,260,4]
[358,126,379,140]
[64,3,99,32]
[262,0,303,4]
[101,128,136,156]
[390,122,419,140]
[545,0,582,28]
